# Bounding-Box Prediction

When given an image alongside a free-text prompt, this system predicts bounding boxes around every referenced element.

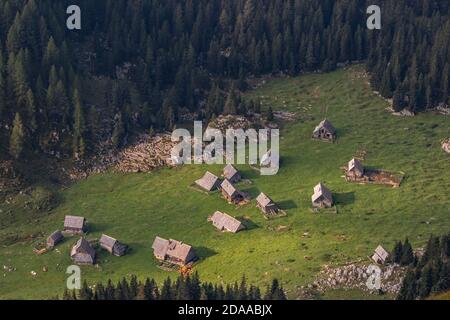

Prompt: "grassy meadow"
[0,65,449,299]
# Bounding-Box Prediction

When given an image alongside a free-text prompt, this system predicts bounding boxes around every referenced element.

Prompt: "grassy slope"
[0,66,449,299]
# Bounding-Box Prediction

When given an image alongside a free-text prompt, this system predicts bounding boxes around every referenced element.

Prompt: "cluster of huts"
[45,119,389,269]
[45,215,128,265]
[150,163,286,266]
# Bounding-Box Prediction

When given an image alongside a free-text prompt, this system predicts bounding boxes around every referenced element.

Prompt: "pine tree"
[111,112,125,149]
[160,278,173,300]
[392,241,404,264]
[417,263,434,299]
[400,238,414,266]
[9,112,25,159]
[79,281,93,300]
[72,89,85,159]
[266,106,274,121]
[224,87,238,115]
[397,268,417,300]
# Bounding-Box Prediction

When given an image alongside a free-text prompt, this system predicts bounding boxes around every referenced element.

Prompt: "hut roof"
[223,164,239,180]
[256,192,274,207]
[374,245,390,261]
[195,171,220,191]
[220,179,238,197]
[152,236,169,257]
[64,215,85,229]
[100,234,118,251]
[314,119,336,134]
[48,230,64,243]
[211,211,244,233]
[70,238,95,259]
[348,158,364,172]
[312,182,333,202]
[152,236,193,262]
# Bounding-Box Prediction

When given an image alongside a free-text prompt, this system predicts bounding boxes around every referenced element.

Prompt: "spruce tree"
[9,112,25,159]
[400,238,415,266]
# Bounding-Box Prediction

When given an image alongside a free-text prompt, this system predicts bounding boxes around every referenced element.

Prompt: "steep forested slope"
[0,0,449,161]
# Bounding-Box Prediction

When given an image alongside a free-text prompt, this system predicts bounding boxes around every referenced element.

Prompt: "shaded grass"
[0,66,449,299]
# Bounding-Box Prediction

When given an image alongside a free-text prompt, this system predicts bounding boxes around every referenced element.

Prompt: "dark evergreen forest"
[61,273,287,301]
[0,0,449,160]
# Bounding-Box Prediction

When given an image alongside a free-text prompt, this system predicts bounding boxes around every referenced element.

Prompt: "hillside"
[0,65,449,299]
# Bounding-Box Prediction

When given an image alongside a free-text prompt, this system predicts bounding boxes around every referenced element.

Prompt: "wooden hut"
[371,245,390,265]
[64,215,86,234]
[151,237,197,266]
[348,158,364,178]
[311,182,334,208]
[209,211,245,233]
[46,230,64,249]
[195,171,221,192]
[220,179,244,204]
[312,119,336,142]
[223,164,241,183]
[99,234,128,256]
[256,192,280,215]
[70,238,96,265]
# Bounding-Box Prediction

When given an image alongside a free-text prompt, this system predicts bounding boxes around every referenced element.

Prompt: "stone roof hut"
[151,236,197,266]
[348,158,364,178]
[371,245,390,265]
[47,230,64,249]
[100,234,128,256]
[64,215,86,234]
[256,192,280,215]
[311,182,334,208]
[195,171,221,192]
[220,179,244,204]
[70,238,96,265]
[210,211,245,233]
[223,164,241,183]
[312,119,336,142]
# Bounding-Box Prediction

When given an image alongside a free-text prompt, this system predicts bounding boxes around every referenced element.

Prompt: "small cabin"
[64,215,86,234]
[256,192,279,215]
[70,238,96,265]
[209,211,245,233]
[99,234,128,257]
[151,236,197,266]
[220,179,244,204]
[311,182,334,208]
[223,164,241,183]
[195,171,221,192]
[348,158,364,178]
[47,230,64,249]
[371,245,390,265]
[312,119,336,142]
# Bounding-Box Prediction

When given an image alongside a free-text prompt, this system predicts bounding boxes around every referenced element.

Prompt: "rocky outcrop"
[311,263,406,295]
[442,138,450,154]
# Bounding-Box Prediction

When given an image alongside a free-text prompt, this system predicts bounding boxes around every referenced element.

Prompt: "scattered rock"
[442,138,450,154]
[312,262,406,295]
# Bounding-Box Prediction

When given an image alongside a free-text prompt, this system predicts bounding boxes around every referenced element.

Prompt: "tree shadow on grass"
[195,246,218,260]
[334,192,355,206]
